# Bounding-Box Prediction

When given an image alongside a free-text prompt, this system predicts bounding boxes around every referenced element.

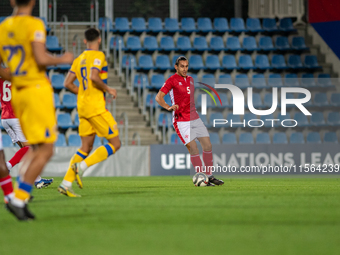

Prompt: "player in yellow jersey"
[58,28,121,197]
[0,0,73,220]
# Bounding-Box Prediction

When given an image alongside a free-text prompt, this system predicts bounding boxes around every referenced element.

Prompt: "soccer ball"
[192,173,209,187]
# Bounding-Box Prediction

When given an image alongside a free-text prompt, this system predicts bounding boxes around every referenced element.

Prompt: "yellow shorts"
[11,84,57,144]
[79,111,119,139]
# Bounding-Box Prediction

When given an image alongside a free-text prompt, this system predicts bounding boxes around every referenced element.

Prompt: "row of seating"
[55,134,104,147]
[51,74,79,90]
[170,132,338,144]
[54,93,77,109]
[100,17,296,34]
[113,35,308,52]
[123,54,321,72]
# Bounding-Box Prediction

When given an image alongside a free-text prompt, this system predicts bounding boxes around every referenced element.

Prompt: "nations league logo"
[199,83,311,128]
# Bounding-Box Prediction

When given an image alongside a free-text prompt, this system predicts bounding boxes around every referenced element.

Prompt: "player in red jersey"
[0,77,53,190]
[156,56,224,186]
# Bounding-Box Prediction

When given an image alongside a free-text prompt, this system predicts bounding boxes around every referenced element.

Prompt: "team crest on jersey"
[94,59,102,66]
[179,82,182,85]
[34,31,45,41]
[8,32,14,38]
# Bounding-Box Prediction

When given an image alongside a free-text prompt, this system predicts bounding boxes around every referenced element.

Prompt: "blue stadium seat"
[298,94,312,107]
[262,18,279,33]
[252,74,267,89]
[62,93,77,109]
[170,133,181,144]
[244,113,257,123]
[205,55,221,71]
[98,17,114,31]
[304,55,322,69]
[235,74,250,89]
[198,113,209,126]
[148,18,163,33]
[189,73,199,85]
[218,74,232,84]
[263,93,274,108]
[196,94,214,109]
[301,73,316,87]
[328,112,340,126]
[165,18,180,33]
[268,74,283,87]
[209,113,224,128]
[189,55,205,71]
[243,36,259,51]
[151,74,165,89]
[158,113,172,127]
[51,74,65,90]
[110,36,124,50]
[238,55,254,70]
[256,133,270,144]
[324,132,338,143]
[68,134,82,147]
[155,55,171,70]
[284,73,299,86]
[74,113,79,127]
[54,93,61,109]
[230,18,247,33]
[114,17,131,33]
[213,18,230,33]
[55,134,67,147]
[145,93,156,108]
[218,93,229,108]
[122,55,137,69]
[275,36,290,51]
[136,55,154,71]
[197,17,214,33]
[126,36,142,52]
[227,114,242,127]
[222,55,239,70]
[93,136,102,147]
[313,93,328,107]
[239,133,254,144]
[287,55,303,69]
[162,94,172,108]
[143,36,159,52]
[160,36,176,51]
[172,54,181,66]
[222,133,237,144]
[210,36,225,52]
[201,74,215,85]
[193,36,209,51]
[246,18,263,33]
[291,36,309,51]
[226,37,241,51]
[273,133,288,144]
[310,112,326,127]
[294,112,310,127]
[330,93,340,107]
[249,93,262,108]
[271,54,288,70]
[290,132,305,144]
[317,74,333,88]
[255,55,271,70]
[134,74,150,89]
[177,36,193,51]
[46,36,63,52]
[210,132,220,144]
[279,18,296,32]
[57,113,74,129]
[259,36,275,51]
[306,132,321,144]
[2,134,13,147]
[131,17,147,33]
[260,114,275,128]
[181,17,197,33]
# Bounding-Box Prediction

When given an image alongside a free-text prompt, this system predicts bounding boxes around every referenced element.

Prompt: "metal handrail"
[119,112,128,146]
[131,132,141,146]
[53,0,57,34]
[72,34,81,57]
[60,15,69,51]
[167,114,172,144]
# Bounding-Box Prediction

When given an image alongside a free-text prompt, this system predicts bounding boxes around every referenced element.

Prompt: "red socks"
[9,146,29,167]
[203,150,213,176]
[190,154,203,173]
[0,175,13,197]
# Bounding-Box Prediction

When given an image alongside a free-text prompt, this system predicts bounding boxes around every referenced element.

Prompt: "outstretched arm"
[32,42,74,67]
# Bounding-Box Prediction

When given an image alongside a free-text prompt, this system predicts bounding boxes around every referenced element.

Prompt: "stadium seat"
[304,55,322,69]
[51,74,65,90]
[126,36,142,52]
[189,73,199,85]
[268,74,283,87]
[273,132,288,144]
[209,113,224,127]
[275,36,290,51]
[62,93,77,109]
[290,132,305,144]
[226,37,242,51]
[209,132,220,144]
[158,113,172,127]
[260,114,275,128]
[263,93,273,108]
[330,93,340,107]
[317,73,333,88]
[164,18,180,33]
[306,132,321,143]
[181,17,197,33]
[57,113,74,129]
[226,113,242,127]
[131,17,147,33]
[170,133,181,144]
[143,36,159,52]
[271,54,288,70]
[291,36,309,51]
[256,133,270,144]
[252,74,267,89]
[243,36,259,51]
[244,113,257,123]
[279,18,296,32]
[222,133,237,144]
[222,55,239,70]
[114,17,131,33]
[284,73,299,86]
[197,17,214,33]
[160,36,176,51]
[213,18,230,33]
[134,73,150,89]
[313,93,328,107]
[239,133,254,144]
[294,112,310,127]
[98,17,114,32]
[210,36,225,52]
[246,18,263,33]
[262,18,279,33]
[54,93,61,109]
[238,55,254,70]
[189,55,206,71]
[193,36,209,51]
[255,55,271,70]
[324,132,338,143]
[177,36,193,52]
[46,36,63,52]
[196,94,214,109]
[205,55,221,71]
[55,134,67,147]
[218,74,232,84]
[145,93,156,108]
[122,55,137,69]
[151,74,165,89]
[136,55,154,71]
[110,36,124,50]
[68,134,82,147]
[155,55,171,71]
[2,134,13,147]
[310,112,326,127]
[201,74,215,85]
[287,55,303,70]
[148,17,164,33]
[258,36,275,51]
[301,73,316,87]
[74,113,79,127]
[328,112,340,126]
[217,93,229,108]
[230,18,247,33]
[249,93,262,108]
[235,74,250,89]
[93,136,102,147]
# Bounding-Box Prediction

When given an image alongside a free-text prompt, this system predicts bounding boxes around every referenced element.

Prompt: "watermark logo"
[198,82,222,115]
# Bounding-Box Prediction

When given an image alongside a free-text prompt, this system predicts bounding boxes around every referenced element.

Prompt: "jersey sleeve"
[29,19,46,43]
[160,78,173,95]
[91,52,106,72]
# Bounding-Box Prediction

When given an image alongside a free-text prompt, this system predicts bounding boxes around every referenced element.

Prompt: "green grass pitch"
[1,176,340,255]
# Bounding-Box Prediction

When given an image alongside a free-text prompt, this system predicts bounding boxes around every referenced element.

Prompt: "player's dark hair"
[85,28,101,42]
[175,56,188,66]
[15,0,31,6]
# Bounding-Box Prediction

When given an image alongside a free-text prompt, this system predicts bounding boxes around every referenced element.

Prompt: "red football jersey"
[160,73,199,122]
[0,78,16,119]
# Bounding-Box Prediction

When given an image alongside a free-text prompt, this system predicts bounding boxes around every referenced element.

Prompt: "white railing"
[60,15,69,51]
[72,34,81,57]
[119,112,128,146]
[131,132,141,146]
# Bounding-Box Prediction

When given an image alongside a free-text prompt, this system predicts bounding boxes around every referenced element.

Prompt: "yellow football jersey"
[0,15,49,88]
[70,50,108,118]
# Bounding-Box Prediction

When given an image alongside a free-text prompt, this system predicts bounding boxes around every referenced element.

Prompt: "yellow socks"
[83,144,115,168]
[63,149,88,184]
